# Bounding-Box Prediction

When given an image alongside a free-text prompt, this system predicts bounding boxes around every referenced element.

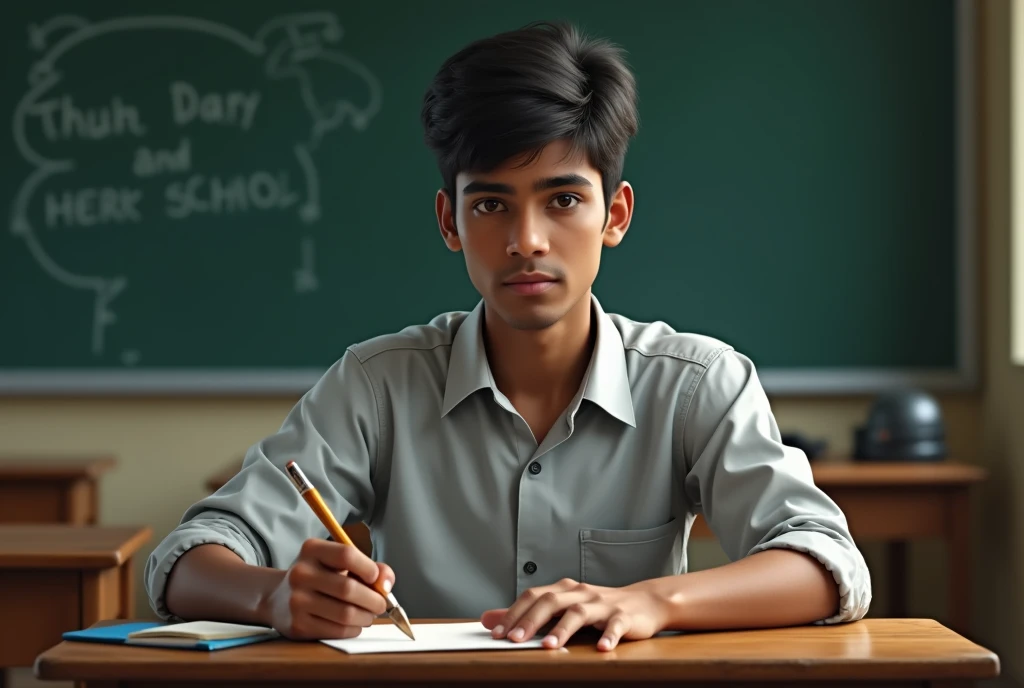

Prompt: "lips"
[503,273,558,295]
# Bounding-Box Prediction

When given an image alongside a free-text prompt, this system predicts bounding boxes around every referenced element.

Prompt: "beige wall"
[0,1,1014,681]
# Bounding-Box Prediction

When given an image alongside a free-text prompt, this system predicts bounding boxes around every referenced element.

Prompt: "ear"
[602,181,634,248]
[436,189,462,252]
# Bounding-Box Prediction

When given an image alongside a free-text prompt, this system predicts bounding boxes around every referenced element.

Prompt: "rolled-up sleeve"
[144,349,382,620]
[681,348,871,624]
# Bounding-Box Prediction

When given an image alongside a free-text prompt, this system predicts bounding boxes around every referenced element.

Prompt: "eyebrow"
[533,174,593,192]
[461,181,515,196]
[461,174,594,196]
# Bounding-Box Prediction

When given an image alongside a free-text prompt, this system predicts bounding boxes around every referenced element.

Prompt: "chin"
[490,299,566,331]
[503,314,563,331]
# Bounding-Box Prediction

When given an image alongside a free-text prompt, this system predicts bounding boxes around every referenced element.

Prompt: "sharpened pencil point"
[389,605,415,640]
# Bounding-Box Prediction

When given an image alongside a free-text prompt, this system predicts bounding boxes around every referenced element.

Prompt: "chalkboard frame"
[0,0,979,396]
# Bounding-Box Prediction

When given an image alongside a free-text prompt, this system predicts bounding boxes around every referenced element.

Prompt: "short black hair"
[421,21,639,211]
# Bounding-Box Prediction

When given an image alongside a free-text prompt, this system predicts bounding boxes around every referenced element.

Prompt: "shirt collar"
[582,296,637,427]
[441,295,636,428]
[441,300,494,416]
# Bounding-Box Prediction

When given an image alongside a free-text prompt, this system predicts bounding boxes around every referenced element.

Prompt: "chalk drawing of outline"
[11,13,382,356]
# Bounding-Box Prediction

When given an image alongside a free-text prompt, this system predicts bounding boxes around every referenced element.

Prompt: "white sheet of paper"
[321,622,550,654]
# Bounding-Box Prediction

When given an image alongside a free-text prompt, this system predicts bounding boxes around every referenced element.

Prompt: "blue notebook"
[63,621,279,651]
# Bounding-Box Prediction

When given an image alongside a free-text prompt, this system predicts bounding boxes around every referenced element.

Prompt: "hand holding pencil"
[259,461,414,641]
[284,460,414,640]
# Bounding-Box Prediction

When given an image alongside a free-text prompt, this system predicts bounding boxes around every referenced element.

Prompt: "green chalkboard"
[1,1,973,394]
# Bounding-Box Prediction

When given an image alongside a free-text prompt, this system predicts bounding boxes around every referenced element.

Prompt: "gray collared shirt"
[145,295,871,624]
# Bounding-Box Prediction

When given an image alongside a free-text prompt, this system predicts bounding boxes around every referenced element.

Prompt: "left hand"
[480,578,668,651]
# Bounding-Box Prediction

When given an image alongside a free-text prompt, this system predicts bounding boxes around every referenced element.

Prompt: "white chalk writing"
[169,82,262,131]
[165,172,298,219]
[133,138,192,177]
[12,12,382,358]
[44,187,143,228]
[30,94,147,141]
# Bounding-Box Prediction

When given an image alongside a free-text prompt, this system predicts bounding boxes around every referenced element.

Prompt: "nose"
[506,209,549,257]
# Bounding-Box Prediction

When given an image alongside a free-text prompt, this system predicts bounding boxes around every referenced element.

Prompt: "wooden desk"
[0,455,116,525]
[0,525,151,688]
[35,618,998,687]
[689,461,986,634]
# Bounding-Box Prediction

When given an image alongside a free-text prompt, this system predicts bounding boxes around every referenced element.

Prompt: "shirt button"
[528,462,542,475]
[523,561,537,575]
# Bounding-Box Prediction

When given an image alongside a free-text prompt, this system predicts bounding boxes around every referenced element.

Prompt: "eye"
[548,194,580,209]
[473,199,507,214]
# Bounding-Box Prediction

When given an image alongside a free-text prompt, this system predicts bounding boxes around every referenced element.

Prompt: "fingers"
[305,589,378,629]
[314,567,388,616]
[280,587,376,639]
[281,604,366,641]
[480,609,508,630]
[288,558,387,617]
[301,538,380,586]
[597,613,632,652]
[492,578,579,639]
[500,582,591,643]
[376,562,396,594]
[542,602,603,649]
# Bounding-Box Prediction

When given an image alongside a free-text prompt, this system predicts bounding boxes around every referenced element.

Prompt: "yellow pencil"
[285,460,415,640]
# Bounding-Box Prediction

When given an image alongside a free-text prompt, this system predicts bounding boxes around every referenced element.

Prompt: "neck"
[483,294,596,403]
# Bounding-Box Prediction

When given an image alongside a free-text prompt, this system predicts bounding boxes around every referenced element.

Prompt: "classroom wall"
[0,0,996,648]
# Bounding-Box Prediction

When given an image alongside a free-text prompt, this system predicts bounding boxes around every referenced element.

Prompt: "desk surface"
[0,455,117,480]
[0,525,152,568]
[35,618,998,684]
[809,461,987,486]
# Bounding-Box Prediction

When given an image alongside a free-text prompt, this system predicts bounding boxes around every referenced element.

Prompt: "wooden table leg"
[887,541,909,618]
[81,568,121,627]
[79,569,120,688]
[88,476,100,525]
[949,490,971,634]
[65,479,94,525]
[119,559,135,618]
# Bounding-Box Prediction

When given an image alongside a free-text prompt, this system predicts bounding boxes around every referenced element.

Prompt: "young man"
[147,21,870,652]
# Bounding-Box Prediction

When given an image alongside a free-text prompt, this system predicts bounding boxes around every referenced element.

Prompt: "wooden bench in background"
[0,454,119,688]
[692,461,986,635]
[0,454,116,525]
[0,525,151,688]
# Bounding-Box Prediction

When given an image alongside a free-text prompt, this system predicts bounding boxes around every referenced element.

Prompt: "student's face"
[436,139,634,330]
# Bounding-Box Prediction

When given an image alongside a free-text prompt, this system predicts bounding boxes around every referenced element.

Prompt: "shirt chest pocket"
[579,518,682,588]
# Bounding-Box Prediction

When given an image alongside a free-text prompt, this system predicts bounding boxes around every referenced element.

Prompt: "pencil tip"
[390,606,415,640]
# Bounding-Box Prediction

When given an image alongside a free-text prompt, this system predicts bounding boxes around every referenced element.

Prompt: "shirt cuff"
[144,520,261,621]
[747,530,872,624]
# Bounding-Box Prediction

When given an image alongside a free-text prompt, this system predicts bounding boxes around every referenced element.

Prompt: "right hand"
[263,538,395,640]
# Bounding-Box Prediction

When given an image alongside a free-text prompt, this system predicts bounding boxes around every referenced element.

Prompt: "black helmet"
[854,389,947,461]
